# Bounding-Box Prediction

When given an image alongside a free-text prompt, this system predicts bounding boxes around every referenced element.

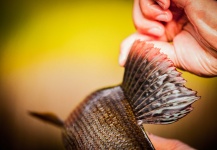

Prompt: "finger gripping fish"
[29,40,199,149]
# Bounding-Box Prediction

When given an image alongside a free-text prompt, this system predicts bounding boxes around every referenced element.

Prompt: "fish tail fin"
[29,111,64,128]
[121,40,200,125]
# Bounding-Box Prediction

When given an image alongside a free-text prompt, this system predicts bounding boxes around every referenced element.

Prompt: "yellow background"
[0,1,217,149]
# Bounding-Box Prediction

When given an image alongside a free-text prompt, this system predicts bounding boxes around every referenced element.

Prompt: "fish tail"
[121,40,199,125]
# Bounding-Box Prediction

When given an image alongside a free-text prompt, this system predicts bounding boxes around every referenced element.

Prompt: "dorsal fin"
[122,40,199,125]
[29,111,64,127]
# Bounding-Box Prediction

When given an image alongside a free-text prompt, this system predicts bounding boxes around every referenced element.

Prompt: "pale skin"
[120,0,217,149]
[148,134,195,150]
[119,0,217,77]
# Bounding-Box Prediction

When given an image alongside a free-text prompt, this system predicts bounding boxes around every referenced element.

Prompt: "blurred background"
[0,0,216,150]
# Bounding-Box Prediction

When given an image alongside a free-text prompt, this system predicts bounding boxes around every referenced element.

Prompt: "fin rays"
[124,46,149,93]
[122,40,199,125]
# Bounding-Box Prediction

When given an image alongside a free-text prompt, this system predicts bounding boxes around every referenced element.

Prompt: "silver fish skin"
[30,40,199,150]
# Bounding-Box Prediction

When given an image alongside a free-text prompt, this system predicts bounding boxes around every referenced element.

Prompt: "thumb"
[173,30,217,77]
[148,133,195,150]
[119,33,176,67]
[120,32,217,77]
[172,0,217,51]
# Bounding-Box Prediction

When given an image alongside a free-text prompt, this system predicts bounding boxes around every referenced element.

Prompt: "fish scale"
[63,86,151,149]
[29,40,199,149]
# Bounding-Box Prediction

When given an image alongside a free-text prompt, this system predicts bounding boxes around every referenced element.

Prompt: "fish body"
[30,40,199,149]
[63,86,154,149]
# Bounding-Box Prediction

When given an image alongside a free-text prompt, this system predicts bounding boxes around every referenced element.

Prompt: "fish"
[29,40,199,149]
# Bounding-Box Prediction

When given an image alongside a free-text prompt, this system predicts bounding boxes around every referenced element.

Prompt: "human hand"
[119,0,217,77]
[148,133,195,150]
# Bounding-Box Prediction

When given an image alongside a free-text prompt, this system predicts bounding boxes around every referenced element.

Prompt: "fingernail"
[147,27,163,36]
[156,13,168,21]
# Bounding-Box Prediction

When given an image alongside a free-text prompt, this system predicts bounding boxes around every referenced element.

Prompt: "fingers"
[119,33,155,66]
[133,0,172,37]
[155,0,170,10]
[183,0,217,53]
[172,0,189,8]
[173,29,217,77]
[127,0,217,77]
[120,31,217,77]
[119,33,176,67]
[172,0,217,54]
[148,134,196,150]
[139,0,172,21]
